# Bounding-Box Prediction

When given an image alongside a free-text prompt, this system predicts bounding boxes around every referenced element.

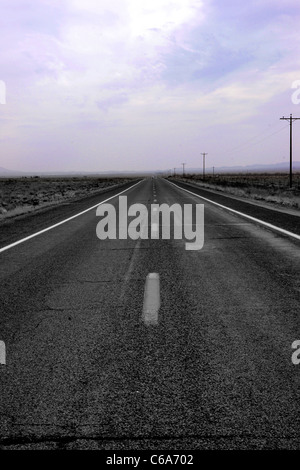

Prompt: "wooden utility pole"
[280,114,300,188]
[201,153,208,180]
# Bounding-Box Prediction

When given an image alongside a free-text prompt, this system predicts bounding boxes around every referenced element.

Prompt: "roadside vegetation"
[0,176,133,220]
[171,172,300,211]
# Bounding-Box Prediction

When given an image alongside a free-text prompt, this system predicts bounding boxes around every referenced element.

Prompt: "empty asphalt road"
[0,177,300,450]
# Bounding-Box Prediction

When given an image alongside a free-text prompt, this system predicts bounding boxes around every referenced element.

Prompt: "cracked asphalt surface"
[0,177,300,450]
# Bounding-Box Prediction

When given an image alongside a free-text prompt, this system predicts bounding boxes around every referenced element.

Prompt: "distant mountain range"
[0,166,23,175]
[0,161,300,177]
[0,167,144,177]
[179,161,300,174]
[167,161,300,175]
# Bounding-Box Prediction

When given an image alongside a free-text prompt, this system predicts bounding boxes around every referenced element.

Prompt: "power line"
[243,123,290,148]
[224,122,290,156]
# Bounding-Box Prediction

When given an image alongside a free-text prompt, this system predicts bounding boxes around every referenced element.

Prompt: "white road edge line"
[142,273,160,326]
[0,179,144,254]
[167,179,300,241]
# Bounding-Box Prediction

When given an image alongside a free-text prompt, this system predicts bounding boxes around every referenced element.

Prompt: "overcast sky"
[1,0,300,173]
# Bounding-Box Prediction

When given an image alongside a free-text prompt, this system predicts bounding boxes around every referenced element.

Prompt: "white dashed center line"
[142,273,160,326]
